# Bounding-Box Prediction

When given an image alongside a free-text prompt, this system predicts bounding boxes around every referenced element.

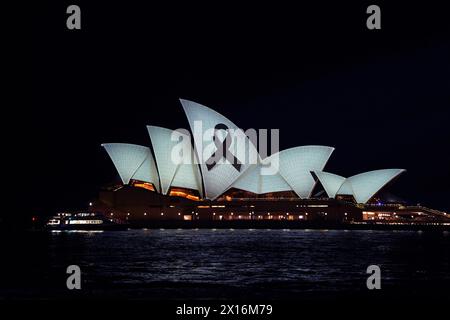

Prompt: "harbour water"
[1,229,449,301]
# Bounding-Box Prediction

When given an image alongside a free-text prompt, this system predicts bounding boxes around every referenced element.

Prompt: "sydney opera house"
[94,99,449,227]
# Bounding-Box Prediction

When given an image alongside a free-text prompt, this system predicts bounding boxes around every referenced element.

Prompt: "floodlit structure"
[180,99,259,200]
[314,169,406,204]
[147,126,203,197]
[101,143,160,191]
[313,171,346,199]
[97,99,449,226]
[278,146,335,199]
[231,155,293,194]
[102,100,404,204]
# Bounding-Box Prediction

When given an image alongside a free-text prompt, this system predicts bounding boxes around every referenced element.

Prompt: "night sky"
[24,1,450,224]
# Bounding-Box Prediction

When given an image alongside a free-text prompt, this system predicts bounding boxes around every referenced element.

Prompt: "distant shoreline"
[130,221,450,231]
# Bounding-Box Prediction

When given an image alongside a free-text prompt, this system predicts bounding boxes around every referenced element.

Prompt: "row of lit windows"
[110,211,315,217]
[68,220,103,225]
[190,204,329,209]
[212,215,308,220]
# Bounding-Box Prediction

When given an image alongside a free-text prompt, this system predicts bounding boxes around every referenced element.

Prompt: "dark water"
[1,229,449,301]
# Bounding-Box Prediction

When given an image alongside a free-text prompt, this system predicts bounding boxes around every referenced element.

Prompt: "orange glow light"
[169,190,200,201]
[133,182,155,191]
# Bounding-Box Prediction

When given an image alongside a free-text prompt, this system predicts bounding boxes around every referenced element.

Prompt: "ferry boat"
[46,212,129,231]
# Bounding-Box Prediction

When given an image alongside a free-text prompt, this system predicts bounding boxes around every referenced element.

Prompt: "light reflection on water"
[2,229,450,300]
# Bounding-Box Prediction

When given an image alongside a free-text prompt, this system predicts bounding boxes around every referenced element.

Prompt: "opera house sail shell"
[231,156,293,194]
[101,143,160,191]
[147,125,203,197]
[313,171,346,199]
[146,126,180,195]
[315,169,406,204]
[231,147,335,197]
[180,99,259,200]
[278,146,334,198]
[101,99,411,207]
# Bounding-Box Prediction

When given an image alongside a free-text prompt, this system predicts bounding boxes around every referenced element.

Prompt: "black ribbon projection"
[206,123,242,172]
